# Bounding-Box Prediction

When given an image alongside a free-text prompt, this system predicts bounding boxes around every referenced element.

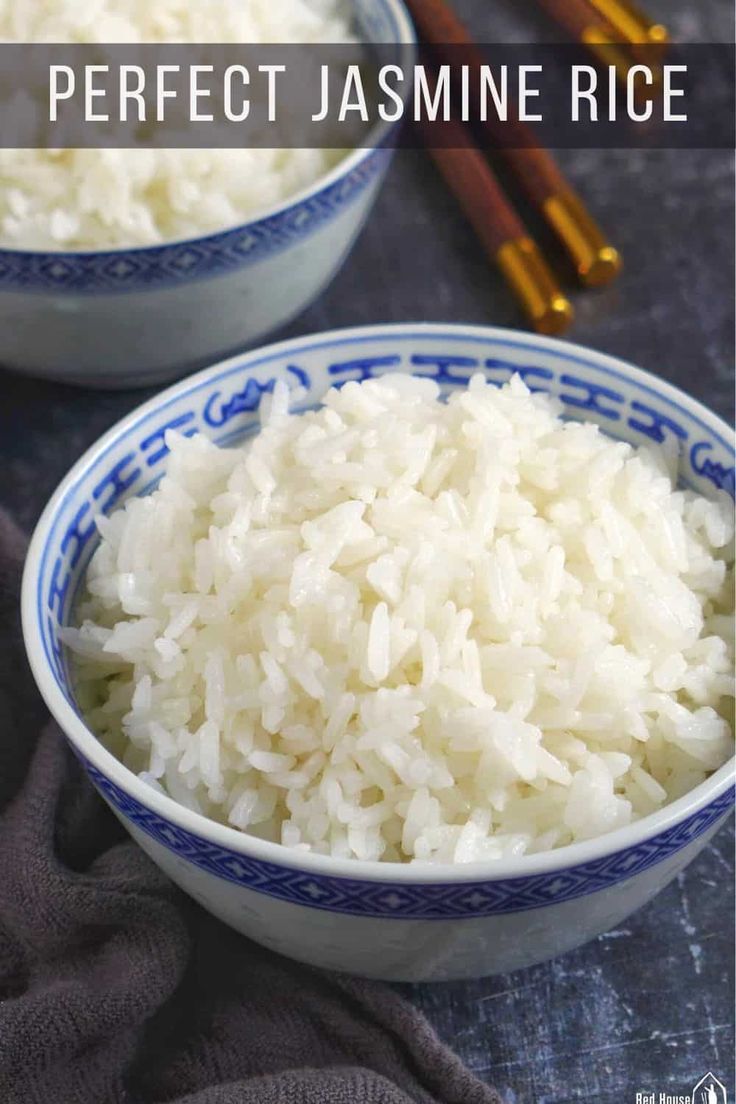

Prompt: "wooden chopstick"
[417,82,573,336]
[402,0,622,287]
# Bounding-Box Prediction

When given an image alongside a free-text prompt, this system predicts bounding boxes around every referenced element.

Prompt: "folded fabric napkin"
[0,509,501,1104]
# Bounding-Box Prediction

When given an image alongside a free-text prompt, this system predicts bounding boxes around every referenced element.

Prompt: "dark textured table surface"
[0,2,733,1102]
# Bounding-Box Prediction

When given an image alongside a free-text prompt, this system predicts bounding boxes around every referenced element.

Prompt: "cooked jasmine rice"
[67,374,735,863]
[0,0,352,249]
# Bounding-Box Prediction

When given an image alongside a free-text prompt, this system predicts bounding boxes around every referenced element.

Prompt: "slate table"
[0,1,732,1101]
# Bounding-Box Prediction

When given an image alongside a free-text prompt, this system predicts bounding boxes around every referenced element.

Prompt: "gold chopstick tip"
[646,23,669,45]
[543,191,622,287]
[587,244,623,287]
[541,294,576,337]
[586,0,669,46]
[496,237,574,336]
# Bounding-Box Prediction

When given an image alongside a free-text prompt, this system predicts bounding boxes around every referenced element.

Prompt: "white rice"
[67,374,735,863]
[0,0,352,250]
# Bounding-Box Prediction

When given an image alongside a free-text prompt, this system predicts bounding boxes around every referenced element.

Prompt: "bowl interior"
[0,0,415,270]
[33,325,735,722]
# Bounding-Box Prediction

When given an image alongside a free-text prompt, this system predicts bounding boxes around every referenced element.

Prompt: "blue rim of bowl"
[0,0,415,295]
[79,754,735,918]
[0,149,392,295]
[21,323,736,903]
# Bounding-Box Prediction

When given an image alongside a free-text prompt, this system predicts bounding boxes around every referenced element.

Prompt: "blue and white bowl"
[22,324,735,981]
[0,1,414,389]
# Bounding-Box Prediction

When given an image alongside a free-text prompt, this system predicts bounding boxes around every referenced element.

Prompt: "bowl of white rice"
[0,0,414,388]
[22,323,735,981]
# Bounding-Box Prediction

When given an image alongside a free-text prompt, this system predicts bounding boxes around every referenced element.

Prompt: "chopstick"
[532,0,655,87]
[402,0,622,287]
[417,96,573,336]
[584,0,669,48]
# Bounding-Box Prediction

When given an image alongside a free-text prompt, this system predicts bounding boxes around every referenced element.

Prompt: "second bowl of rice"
[0,0,415,387]
[22,323,735,980]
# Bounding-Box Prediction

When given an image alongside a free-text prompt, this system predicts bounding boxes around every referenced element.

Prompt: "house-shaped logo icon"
[692,1073,727,1104]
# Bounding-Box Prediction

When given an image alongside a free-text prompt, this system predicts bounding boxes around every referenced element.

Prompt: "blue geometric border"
[83,759,734,920]
[0,149,388,295]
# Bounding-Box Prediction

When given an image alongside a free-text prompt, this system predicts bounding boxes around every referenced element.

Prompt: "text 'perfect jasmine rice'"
[66,374,735,863]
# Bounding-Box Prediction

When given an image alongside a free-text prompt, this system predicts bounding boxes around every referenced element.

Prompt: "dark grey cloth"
[0,510,501,1104]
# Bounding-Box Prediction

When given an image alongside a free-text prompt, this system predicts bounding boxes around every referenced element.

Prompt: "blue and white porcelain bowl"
[0,1,414,389]
[22,324,735,981]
